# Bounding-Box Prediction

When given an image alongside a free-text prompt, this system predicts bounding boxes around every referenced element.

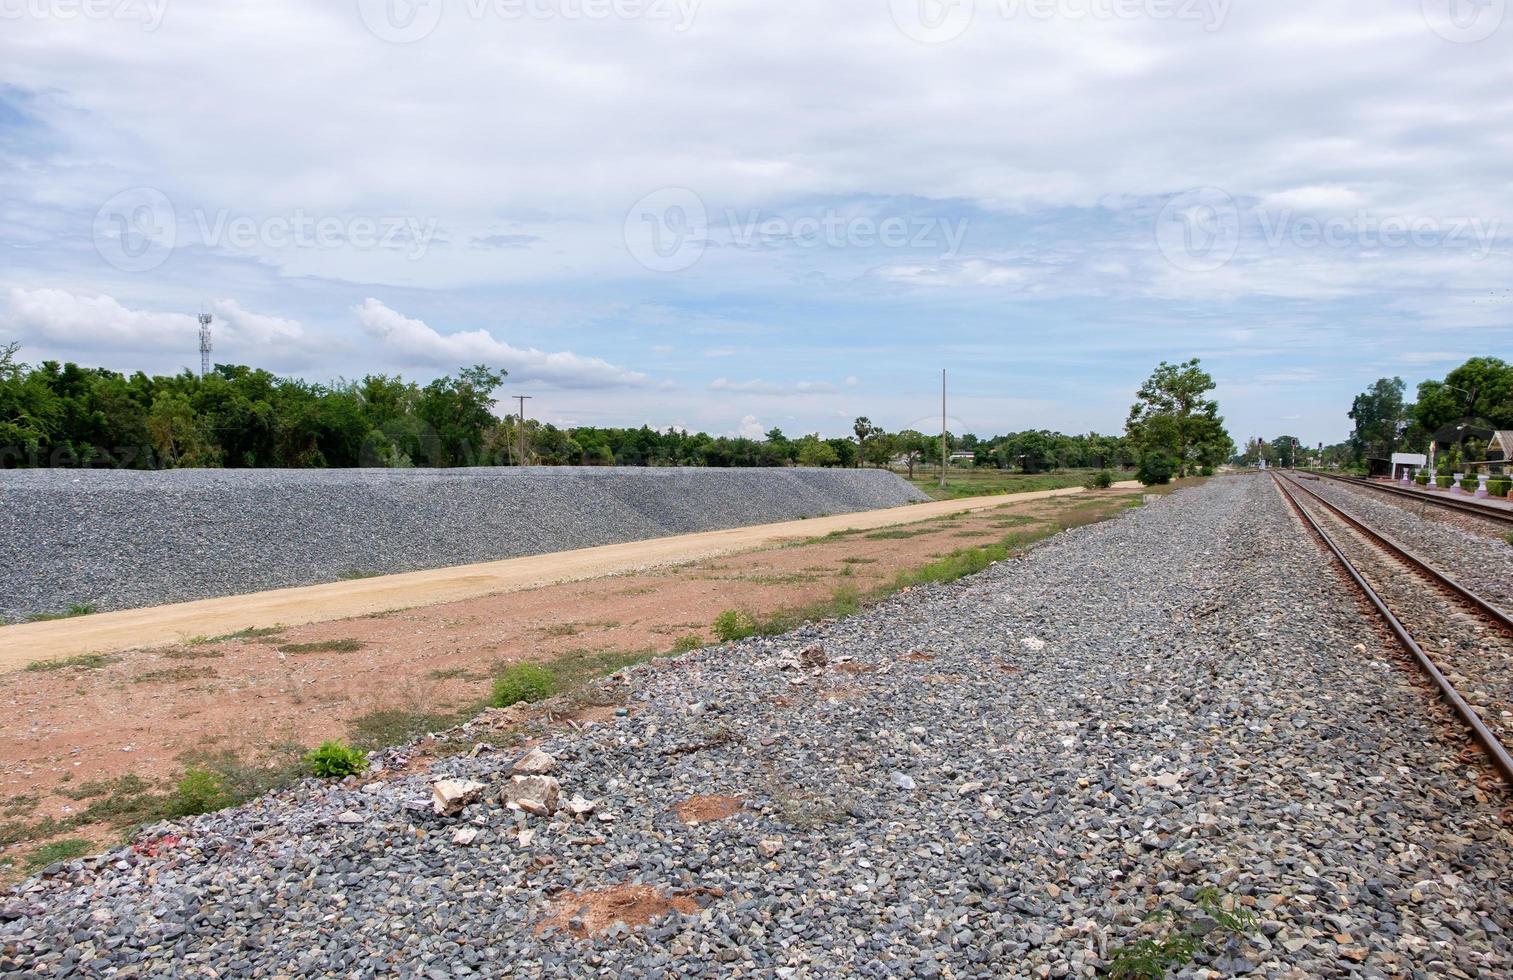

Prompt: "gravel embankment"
[1303,476,1513,611]
[0,468,926,621]
[4,474,1510,977]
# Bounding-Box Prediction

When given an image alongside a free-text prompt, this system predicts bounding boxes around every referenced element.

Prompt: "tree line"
[1,343,1232,481]
[1343,357,1512,468]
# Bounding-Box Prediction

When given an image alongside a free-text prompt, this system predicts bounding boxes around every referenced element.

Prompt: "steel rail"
[1277,473,1513,635]
[1271,473,1513,788]
[1313,472,1513,527]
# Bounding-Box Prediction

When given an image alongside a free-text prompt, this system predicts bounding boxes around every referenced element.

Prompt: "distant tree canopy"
[1345,357,1513,466]
[1,345,1145,472]
[1124,358,1234,481]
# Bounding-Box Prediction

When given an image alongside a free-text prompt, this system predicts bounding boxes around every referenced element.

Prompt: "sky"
[1,0,1510,447]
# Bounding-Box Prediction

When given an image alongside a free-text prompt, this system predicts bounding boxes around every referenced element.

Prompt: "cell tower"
[198,312,213,377]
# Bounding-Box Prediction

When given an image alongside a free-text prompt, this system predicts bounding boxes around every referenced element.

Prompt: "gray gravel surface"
[1304,476,1513,612]
[4,474,1511,977]
[0,467,926,621]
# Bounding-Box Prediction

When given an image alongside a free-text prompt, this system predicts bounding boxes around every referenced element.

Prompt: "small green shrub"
[1488,478,1511,497]
[167,767,233,817]
[1085,470,1115,489]
[1415,473,1430,486]
[1198,465,1215,477]
[1460,476,1480,492]
[304,741,368,778]
[490,662,556,707]
[1436,475,1454,488]
[1136,453,1176,486]
[671,634,703,653]
[713,609,758,642]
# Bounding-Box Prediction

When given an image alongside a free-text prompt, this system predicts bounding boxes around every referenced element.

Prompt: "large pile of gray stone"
[0,467,926,620]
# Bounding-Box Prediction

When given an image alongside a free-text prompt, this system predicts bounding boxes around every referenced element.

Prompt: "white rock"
[336,810,364,825]
[511,747,557,775]
[957,781,985,796]
[1154,772,1182,789]
[1020,637,1046,651]
[452,827,479,846]
[431,778,486,817]
[565,794,597,816]
[758,838,784,857]
[505,775,561,815]
[889,772,917,791]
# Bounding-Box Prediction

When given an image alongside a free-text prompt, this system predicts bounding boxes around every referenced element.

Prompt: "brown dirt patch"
[903,651,936,662]
[673,794,745,824]
[0,484,1153,871]
[537,884,700,938]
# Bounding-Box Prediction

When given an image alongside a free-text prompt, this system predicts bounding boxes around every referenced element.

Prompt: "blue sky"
[2,0,1510,447]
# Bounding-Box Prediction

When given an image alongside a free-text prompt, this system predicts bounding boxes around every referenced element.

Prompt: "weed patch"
[24,653,116,672]
[133,665,217,684]
[491,662,556,707]
[349,706,478,751]
[671,634,703,653]
[26,603,98,623]
[278,638,364,655]
[26,838,91,870]
[165,648,225,661]
[305,741,368,778]
[713,610,758,642]
[1107,888,1260,979]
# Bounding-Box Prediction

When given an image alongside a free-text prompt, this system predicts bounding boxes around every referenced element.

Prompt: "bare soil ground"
[0,482,1184,877]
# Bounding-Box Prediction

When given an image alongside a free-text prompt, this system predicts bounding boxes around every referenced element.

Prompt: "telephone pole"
[513,395,533,467]
[940,369,947,490]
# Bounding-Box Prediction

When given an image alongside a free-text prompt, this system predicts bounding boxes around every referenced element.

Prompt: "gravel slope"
[4,474,1510,977]
[0,468,926,621]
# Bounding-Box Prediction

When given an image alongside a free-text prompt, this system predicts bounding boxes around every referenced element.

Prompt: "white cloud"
[1396,351,1466,365]
[353,298,648,389]
[1,288,307,356]
[738,414,764,439]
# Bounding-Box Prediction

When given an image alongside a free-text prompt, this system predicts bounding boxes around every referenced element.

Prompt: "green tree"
[1125,359,1232,479]
[852,416,878,468]
[1347,377,1407,466]
[795,433,840,467]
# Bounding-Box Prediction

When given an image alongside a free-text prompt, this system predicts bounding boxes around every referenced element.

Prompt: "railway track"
[1313,471,1513,527]
[1272,471,1513,791]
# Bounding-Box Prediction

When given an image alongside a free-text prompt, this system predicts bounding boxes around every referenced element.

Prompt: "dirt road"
[1,483,1139,668]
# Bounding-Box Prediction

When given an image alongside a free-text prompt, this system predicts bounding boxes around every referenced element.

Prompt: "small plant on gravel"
[166,767,234,817]
[713,609,758,642]
[24,653,116,672]
[1085,470,1115,489]
[25,603,98,623]
[1107,888,1259,979]
[491,662,556,707]
[671,634,704,653]
[304,741,368,778]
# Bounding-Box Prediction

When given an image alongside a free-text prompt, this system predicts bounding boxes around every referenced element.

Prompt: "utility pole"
[940,369,947,490]
[513,395,533,467]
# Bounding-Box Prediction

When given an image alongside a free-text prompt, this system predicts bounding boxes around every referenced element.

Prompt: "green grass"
[277,638,364,655]
[164,647,225,660]
[899,467,1121,501]
[25,603,98,623]
[863,527,935,540]
[348,707,479,751]
[25,838,91,870]
[713,609,758,642]
[339,568,383,580]
[1107,888,1260,979]
[133,665,217,684]
[671,634,704,653]
[23,653,116,672]
[211,625,286,644]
